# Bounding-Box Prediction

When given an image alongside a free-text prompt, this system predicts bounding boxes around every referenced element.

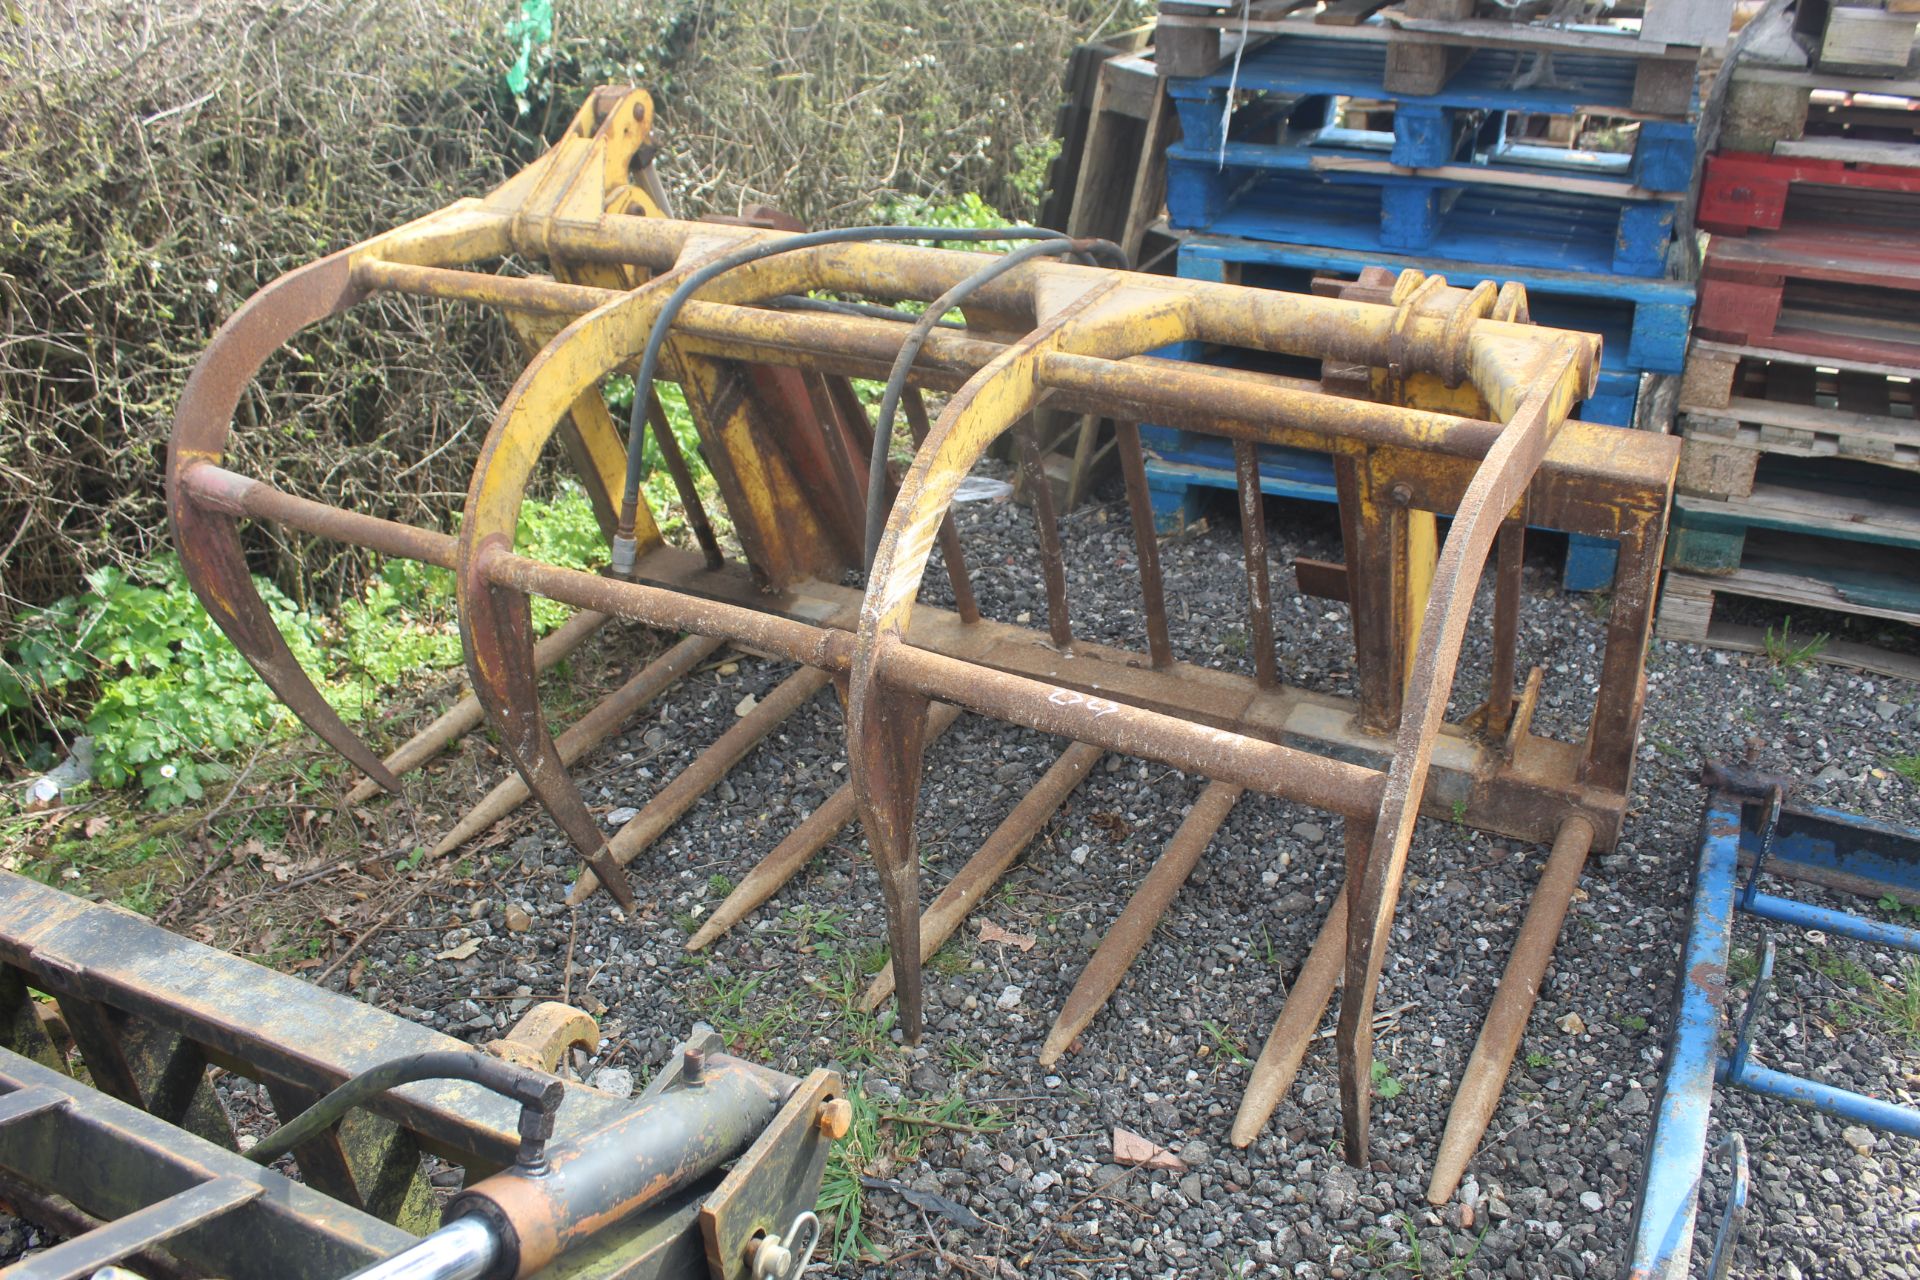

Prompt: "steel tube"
[345,1217,498,1280]
[1426,813,1595,1204]
[861,740,1104,1011]
[181,464,455,568]
[876,642,1385,820]
[1743,889,1920,954]
[1040,781,1243,1065]
[1718,1057,1920,1139]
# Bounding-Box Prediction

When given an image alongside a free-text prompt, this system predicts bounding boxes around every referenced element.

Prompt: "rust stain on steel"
[1232,881,1350,1149]
[1039,780,1242,1066]
[1690,961,1728,1009]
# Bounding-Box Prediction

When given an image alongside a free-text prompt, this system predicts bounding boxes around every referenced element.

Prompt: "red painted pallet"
[1699,149,1920,234]
[1696,222,1920,368]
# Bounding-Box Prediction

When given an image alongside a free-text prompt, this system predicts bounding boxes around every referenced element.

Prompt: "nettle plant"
[1,484,611,810]
[2,558,325,808]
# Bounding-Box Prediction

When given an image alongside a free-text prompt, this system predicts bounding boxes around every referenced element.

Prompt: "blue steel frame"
[1627,766,1920,1279]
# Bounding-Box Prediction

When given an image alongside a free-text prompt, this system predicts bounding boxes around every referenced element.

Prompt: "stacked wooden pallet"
[1658,43,1920,678]
[1138,1,1729,590]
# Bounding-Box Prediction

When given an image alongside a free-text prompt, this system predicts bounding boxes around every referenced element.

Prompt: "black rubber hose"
[246,1051,564,1168]
[764,294,966,328]
[860,235,1129,570]
[610,224,1072,573]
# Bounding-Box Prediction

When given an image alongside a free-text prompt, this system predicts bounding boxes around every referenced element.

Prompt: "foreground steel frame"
[0,872,842,1279]
[166,85,1679,1174]
[1627,766,1920,1279]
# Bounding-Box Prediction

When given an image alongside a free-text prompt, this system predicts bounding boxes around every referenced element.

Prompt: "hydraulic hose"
[609,224,1074,576]
[860,235,1127,569]
[246,1050,564,1170]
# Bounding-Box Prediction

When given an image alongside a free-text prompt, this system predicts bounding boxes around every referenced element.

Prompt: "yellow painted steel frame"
[167,88,1679,1174]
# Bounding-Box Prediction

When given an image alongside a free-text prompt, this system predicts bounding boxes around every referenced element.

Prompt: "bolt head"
[817,1097,853,1140]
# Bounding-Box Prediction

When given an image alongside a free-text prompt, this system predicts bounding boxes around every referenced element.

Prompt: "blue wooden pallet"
[1167,168,1677,277]
[1168,35,1699,191]
[1178,233,1694,374]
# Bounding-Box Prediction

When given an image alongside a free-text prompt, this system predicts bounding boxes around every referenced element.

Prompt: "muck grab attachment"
[168,87,1680,1182]
[0,872,844,1279]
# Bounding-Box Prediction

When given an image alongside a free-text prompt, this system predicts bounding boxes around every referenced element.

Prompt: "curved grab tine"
[459,540,638,911]
[1335,347,1586,1166]
[166,253,402,789]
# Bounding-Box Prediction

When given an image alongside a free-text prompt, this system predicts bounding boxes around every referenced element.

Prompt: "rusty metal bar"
[905,388,981,627]
[861,740,1104,1012]
[689,702,967,952]
[181,463,456,569]
[1114,421,1173,668]
[429,633,724,859]
[1231,883,1350,1148]
[645,392,725,572]
[343,609,610,807]
[1038,781,1243,1066]
[9,1176,263,1280]
[1426,813,1596,1204]
[1234,441,1278,689]
[876,642,1385,820]
[1484,514,1526,739]
[1015,423,1074,652]
[568,665,835,904]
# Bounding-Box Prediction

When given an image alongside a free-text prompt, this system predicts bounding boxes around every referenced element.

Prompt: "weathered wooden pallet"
[1806,0,1920,78]
[1722,65,1920,154]
[1667,461,1920,574]
[1657,570,1920,681]
[1677,339,1920,498]
[1153,1,1729,113]
[1698,148,1920,235]
[1696,222,1920,368]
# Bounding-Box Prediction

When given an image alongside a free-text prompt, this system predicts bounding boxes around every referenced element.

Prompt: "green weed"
[1763,617,1828,670]
[1203,1018,1252,1066]
[1890,755,1920,787]
[1370,1059,1404,1100]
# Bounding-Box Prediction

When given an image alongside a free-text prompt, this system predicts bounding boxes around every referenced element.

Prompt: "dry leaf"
[437,939,482,961]
[83,816,110,839]
[978,920,1037,952]
[734,692,758,717]
[1112,1127,1186,1171]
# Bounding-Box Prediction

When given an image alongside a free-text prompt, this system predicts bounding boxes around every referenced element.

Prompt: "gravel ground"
[343,472,1919,1279]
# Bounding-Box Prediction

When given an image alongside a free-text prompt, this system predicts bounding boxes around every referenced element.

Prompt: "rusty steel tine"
[1483,510,1526,737]
[1426,814,1595,1205]
[1231,882,1351,1148]
[689,701,968,952]
[343,609,611,806]
[1115,421,1173,668]
[861,741,1104,1013]
[1037,781,1242,1066]
[1234,440,1278,689]
[645,392,725,572]
[429,633,725,859]
[904,388,981,626]
[1015,422,1074,652]
[568,665,835,905]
